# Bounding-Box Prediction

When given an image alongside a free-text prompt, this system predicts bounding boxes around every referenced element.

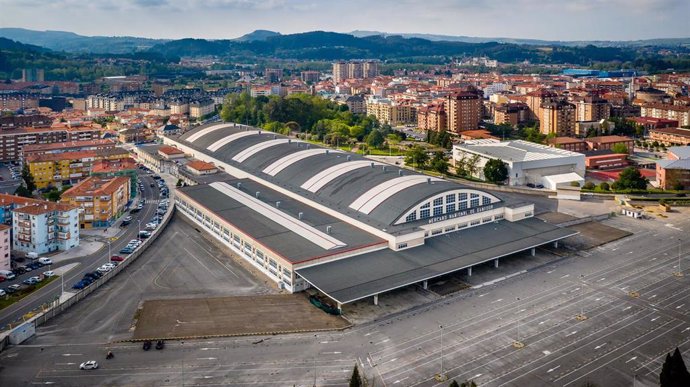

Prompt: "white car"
[0,289,6,296]
[97,265,112,273]
[79,360,98,370]
[42,271,55,277]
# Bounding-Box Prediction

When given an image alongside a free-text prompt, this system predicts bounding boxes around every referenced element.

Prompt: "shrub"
[583,181,595,190]
[599,182,610,191]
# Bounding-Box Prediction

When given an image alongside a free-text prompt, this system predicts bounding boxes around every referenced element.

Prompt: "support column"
[494,259,499,268]
[422,280,428,290]
[373,294,379,306]
[337,303,342,313]
[531,247,536,256]
[467,267,472,276]
[553,241,559,248]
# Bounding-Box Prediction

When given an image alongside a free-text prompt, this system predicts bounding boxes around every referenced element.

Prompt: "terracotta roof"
[22,139,115,154]
[585,135,633,144]
[12,201,76,215]
[186,160,216,171]
[547,137,585,145]
[61,176,131,198]
[158,145,184,155]
[0,224,10,231]
[91,157,137,173]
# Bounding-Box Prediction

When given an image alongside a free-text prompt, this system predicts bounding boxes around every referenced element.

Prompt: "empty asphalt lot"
[1,210,689,386]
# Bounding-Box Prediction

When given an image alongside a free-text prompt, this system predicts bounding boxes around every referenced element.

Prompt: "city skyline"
[0,0,688,41]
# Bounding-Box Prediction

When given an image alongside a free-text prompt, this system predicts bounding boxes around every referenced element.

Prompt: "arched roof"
[176,123,506,228]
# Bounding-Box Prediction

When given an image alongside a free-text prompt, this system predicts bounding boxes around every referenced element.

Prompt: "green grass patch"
[0,276,59,311]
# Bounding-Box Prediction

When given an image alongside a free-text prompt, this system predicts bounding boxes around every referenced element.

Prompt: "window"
[397,243,408,249]
[431,228,443,235]
[446,194,456,203]
[420,208,431,219]
[482,216,492,223]
[470,198,480,207]
[420,202,430,209]
[482,196,491,205]
[471,193,479,199]
[470,219,480,226]
[433,197,443,206]
[459,201,468,210]
[405,212,417,222]
[446,203,456,213]
[495,214,504,220]
[268,259,278,268]
[433,206,443,216]
[444,226,456,232]
[459,193,467,200]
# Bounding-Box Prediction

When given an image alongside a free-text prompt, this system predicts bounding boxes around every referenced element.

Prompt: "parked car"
[79,360,98,370]
[12,267,26,275]
[38,257,53,265]
[155,340,165,350]
[138,231,151,238]
[72,282,86,290]
[0,289,6,296]
[42,271,55,278]
[7,284,21,293]
[110,255,125,262]
[143,341,152,351]
[129,208,140,214]
[119,247,134,254]
[526,183,535,188]
[29,275,42,283]
[23,278,38,285]
[0,271,16,280]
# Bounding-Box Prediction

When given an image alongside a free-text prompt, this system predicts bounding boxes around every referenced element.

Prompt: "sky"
[0,0,689,41]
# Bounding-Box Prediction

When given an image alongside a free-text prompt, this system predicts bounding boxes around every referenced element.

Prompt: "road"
[0,171,161,330]
[0,208,689,386]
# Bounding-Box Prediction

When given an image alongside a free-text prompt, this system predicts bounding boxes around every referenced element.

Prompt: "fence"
[0,204,176,350]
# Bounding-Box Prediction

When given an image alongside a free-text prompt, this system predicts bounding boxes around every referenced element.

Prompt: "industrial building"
[163,123,577,308]
[453,139,586,189]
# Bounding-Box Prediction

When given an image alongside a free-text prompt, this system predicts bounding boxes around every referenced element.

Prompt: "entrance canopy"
[296,217,577,305]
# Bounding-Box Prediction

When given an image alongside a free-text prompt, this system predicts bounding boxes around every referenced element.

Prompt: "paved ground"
[1,201,690,387]
[564,221,633,249]
[134,294,349,340]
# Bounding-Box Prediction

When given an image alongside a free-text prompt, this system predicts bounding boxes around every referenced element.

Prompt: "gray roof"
[455,139,583,162]
[178,179,385,264]
[657,158,690,170]
[174,123,512,231]
[296,217,578,304]
[668,146,690,160]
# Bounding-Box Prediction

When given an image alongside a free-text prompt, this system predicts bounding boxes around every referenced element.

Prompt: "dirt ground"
[563,221,632,249]
[132,294,350,340]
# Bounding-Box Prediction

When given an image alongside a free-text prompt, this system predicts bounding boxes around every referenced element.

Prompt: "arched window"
[395,189,501,225]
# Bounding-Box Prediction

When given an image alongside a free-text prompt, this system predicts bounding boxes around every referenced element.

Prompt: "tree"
[404,145,429,168]
[349,364,362,387]
[366,129,385,148]
[599,182,610,191]
[14,185,31,198]
[449,381,460,387]
[483,159,509,183]
[430,151,449,174]
[21,163,36,193]
[660,347,690,387]
[615,167,648,190]
[611,143,628,154]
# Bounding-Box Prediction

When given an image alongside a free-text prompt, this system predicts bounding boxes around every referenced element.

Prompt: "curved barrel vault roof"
[174,123,506,229]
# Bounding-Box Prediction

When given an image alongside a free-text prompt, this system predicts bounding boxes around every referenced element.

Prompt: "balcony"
[18,220,30,228]
[58,218,70,225]
[17,235,31,243]
[58,232,70,240]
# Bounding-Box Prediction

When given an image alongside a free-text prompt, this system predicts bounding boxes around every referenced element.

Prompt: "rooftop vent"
[427,178,432,184]
[326,226,332,234]
[255,191,260,199]
[276,201,281,208]
[347,155,351,161]
[398,170,403,176]
[237,182,242,189]
[298,212,304,220]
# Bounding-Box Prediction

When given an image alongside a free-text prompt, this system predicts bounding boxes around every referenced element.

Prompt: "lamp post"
[137,219,141,240]
[434,323,448,381]
[512,297,525,348]
[576,275,588,321]
[107,240,111,264]
[674,239,684,277]
[313,334,317,387]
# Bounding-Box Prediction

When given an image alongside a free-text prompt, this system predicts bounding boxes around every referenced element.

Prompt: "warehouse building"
[164,123,577,308]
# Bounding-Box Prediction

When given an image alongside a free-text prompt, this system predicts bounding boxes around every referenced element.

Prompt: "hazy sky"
[0,0,688,41]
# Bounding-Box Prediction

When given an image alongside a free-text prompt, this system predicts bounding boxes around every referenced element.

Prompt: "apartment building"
[366,98,417,126]
[640,103,690,127]
[90,158,138,198]
[0,126,100,162]
[12,201,80,254]
[584,136,634,154]
[21,139,116,160]
[345,95,366,114]
[417,104,447,132]
[189,98,215,119]
[27,147,130,189]
[332,60,380,83]
[649,127,690,146]
[0,224,9,271]
[300,71,320,83]
[526,89,558,121]
[0,114,51,130]
[540,100,576,137]
[60,176,131,228]
[574,96,610,122]
[657,147,690,190]
[494,103,530,126]
[446,91,481,133]
[265,68,283,83]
